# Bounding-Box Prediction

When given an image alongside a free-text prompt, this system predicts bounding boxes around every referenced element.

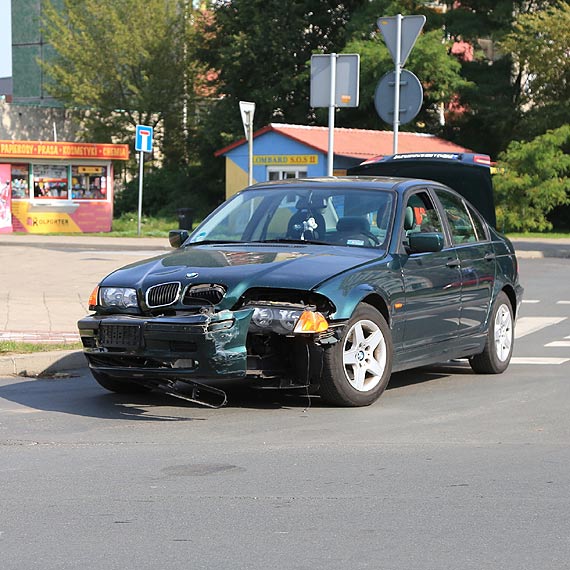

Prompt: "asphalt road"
[1,255,570,570]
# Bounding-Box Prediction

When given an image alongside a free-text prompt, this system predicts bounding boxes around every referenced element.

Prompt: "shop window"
[11,164,29,199]
[71,166,107,200]
[33,165,68,199]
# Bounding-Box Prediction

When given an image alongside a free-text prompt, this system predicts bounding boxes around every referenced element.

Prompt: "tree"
[500,2,570,138]
[197,0,367,131]
[337,30,469,132]
[494,125,570,232]
[41,0,202,166]
[439,1,566,155]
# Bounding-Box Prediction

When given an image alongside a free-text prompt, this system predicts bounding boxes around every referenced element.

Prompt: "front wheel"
[320,304,393,407]
[470,291,514,374]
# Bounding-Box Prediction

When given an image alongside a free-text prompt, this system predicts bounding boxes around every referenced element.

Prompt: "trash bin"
[176,208,194,231]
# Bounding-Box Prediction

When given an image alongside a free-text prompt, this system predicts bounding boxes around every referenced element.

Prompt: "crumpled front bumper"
[77,308,253,380]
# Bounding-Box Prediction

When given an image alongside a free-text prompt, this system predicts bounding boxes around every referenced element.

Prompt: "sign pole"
[247,111,253,186]
[327,53,337,177]
[239,101,256,187]
[392,14,402,154]
[134,124,154,237]
[137,150,144,237]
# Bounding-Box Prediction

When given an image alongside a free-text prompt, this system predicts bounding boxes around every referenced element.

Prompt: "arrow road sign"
[135,125,153,153]
[377,15,426,67]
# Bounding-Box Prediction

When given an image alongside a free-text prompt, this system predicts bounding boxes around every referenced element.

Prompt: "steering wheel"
[362,231,381,246]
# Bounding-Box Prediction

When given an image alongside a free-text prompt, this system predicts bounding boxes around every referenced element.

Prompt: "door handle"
[446,258,460,268]
[484,252,496,261]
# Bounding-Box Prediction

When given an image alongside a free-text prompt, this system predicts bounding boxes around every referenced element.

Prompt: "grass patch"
[506,232,570,239]
[106,212,181,237]
[0,341,83,355]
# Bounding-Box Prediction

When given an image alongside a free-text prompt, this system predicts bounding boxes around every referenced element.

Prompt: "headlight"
[99,287,139,309]
[250,307,328,334]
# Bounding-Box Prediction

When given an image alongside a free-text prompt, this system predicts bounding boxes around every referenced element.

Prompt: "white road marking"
[556,301,570,305]
[515,316,566,339]
[522,299,540,304]
[545,341,570,348]
[511,357,569,365]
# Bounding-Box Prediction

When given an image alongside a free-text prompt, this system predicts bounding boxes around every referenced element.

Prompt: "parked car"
[78,176,523,407]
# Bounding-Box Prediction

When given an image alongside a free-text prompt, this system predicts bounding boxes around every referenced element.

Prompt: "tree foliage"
[41,0,202,164]
[494,125,570,232]
[500,2,570,136]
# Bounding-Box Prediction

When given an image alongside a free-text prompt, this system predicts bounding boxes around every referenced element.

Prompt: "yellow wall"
[225,158,254,199]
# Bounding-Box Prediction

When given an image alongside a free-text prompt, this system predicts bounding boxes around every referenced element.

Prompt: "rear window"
[348,160,496,228]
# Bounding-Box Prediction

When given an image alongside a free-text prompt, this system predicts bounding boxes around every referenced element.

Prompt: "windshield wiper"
[251,238,330,245]
[185,240,241,246]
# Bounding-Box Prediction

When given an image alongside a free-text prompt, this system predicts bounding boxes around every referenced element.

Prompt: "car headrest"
[404,206,415,230]
[336,216,370,234]
[296,196,327,210]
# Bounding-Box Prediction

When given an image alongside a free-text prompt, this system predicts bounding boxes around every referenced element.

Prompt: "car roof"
[243,176,437,194]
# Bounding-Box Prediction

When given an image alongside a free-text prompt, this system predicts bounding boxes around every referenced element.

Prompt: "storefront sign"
[0,140,129,161]
[253,155,319,165]
[11,200,112,234]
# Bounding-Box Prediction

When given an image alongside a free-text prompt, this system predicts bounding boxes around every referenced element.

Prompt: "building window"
[11,164,29,199]
[33,164,68,199]
[267,167,308,181]
[71,166,107,200]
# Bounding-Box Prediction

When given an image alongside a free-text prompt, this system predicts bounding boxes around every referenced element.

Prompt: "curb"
[0,350,87,378]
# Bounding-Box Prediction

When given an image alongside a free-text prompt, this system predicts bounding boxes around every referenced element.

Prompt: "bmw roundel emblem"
[186,272,199,279]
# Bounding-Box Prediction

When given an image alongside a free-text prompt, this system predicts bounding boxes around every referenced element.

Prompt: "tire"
[91,370,150,394]
[320,304,393,407]
[469,291,514,374]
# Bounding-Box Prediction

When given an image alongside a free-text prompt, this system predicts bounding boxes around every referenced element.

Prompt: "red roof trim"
[215,123,472,158]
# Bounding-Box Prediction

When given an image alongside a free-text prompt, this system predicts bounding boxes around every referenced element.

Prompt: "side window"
[435,191,477,245]
[403,190,443,237]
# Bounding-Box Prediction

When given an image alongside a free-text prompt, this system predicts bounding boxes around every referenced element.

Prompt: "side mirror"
[169,229,189,248]
[408,232,444,254]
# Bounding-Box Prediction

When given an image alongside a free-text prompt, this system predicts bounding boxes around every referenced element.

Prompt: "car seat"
[336,216,371,234]
[286,198,327,240]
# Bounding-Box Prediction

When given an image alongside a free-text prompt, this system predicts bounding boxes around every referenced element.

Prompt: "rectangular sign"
[0,163,12,233]
[135,125,154,153]
[253,155,319,165]
[310,54,360,108]
[0,140,129,161]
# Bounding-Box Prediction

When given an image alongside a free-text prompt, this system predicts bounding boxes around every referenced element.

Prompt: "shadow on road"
[0,360,475,419]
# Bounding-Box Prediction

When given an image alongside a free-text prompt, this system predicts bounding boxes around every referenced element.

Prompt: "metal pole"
[247,111,253,186]
[137,150,143,237]
[392,14,402,154]
[327,53,337,177]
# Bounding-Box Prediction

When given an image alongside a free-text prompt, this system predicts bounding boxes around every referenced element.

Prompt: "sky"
[0,0,12,78]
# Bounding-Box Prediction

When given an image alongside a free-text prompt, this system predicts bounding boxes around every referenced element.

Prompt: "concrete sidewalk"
[0,233,569,377]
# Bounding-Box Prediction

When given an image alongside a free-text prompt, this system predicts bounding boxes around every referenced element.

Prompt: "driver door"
[400,189,462,348]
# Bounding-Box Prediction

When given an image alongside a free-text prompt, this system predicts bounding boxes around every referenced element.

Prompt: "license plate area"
[99,324,141,349]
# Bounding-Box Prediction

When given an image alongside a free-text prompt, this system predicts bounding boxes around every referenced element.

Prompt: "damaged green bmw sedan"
[78,176,523,407]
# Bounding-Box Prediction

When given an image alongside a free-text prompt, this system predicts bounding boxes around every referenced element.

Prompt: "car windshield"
[188,186,396,249]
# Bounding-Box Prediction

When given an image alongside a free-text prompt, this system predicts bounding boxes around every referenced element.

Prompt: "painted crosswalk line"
[545,341,570,348]
[515,316,566,339]
[511,357,569,365]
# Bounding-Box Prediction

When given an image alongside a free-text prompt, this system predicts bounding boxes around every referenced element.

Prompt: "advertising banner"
[0,164,12,233]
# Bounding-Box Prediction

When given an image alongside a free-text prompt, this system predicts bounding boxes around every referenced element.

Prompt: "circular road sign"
[374,69,423,125]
